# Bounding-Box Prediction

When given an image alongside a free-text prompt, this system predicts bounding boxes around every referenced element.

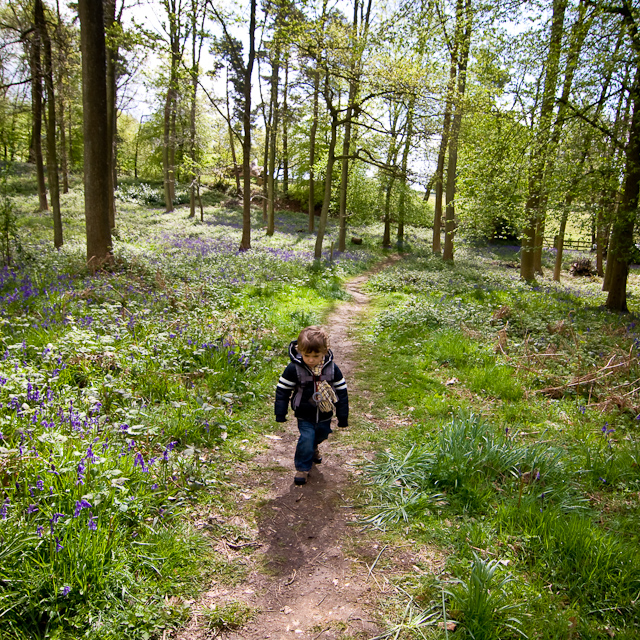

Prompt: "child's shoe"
[312,447,322,464]
[294,470,308,485]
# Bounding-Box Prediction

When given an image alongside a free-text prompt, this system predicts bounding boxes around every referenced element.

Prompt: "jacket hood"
[288,340,334,370]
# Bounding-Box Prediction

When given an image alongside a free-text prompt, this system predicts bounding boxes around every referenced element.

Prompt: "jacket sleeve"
[274,363,297,422]
[332,364,349,427]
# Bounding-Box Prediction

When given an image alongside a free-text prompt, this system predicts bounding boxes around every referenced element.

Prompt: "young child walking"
[274,326,349,485]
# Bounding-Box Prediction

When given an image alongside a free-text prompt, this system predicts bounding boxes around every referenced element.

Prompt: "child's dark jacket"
[274,340,349,426]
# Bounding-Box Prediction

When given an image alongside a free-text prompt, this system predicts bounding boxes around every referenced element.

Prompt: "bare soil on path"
[176,256,438,640]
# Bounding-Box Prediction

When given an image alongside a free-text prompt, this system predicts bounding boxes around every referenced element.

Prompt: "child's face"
[300,350,326,368]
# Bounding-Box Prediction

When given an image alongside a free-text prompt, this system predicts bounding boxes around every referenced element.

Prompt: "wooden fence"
[544,236,593,251]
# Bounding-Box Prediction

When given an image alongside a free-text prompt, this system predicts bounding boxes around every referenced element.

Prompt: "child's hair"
[297,326,329,354]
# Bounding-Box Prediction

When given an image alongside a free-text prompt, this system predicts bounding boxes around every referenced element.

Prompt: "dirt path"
[176,256,425,640]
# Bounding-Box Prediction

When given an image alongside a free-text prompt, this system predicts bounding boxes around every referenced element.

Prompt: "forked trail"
[177,256,431,640]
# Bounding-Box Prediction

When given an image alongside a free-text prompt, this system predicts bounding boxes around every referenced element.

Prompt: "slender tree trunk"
[104,0,116,228]
[397,99,415,248]
[553,199,571,281]
[338,92,354,251]
[282,56,289,196]
[533,0,589,273]
[314,106,338,260]
[308,69,320,233]
[30,35,48,212]
[54,1,69,194]
[163,87,175,211]
[240,0,256,251]
[337,0,372,252]
[381,109,400,248]
[189,1,199,219]
[35,0,62,247]
[442,0,471,262]
[433,71,458,254]
[520,0,567,280]
[606,64,640,311]
[267,46,280,236]
[163,2,180,213]
[601,62,632,282]
[58,93,69,193]
[78,0,112,269]
[262,128,269,223]
[226,68,241,195]
[67,108,73,169]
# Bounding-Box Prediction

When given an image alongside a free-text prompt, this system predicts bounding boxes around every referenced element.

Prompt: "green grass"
[356,247,640,638]
[3,168,640,639]
[0,172,384,638]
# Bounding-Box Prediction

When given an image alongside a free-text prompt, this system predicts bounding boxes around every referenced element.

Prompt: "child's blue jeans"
[294,418,332,472]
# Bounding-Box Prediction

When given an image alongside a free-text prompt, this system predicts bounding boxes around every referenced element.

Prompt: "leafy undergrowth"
[0,185,385,639]
[358,247,640,639]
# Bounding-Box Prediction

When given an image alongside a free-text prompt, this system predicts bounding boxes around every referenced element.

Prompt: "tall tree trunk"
[188,1,200,220]
[67,107,74,169]
[267,46,280,236]
[78,0,112,268]
[226,68,241,195]
[432,59,457,255]
[54,1,69,194]
[533,0,590,273]
[552,199,571,281]
[601,62,632,282]
[163,1,180,213]
[35,0,62,247]
[606,64,640,311]
[337,0,372,252]
[104,0,117,229]
[282,55,289,196]
[520,0,567,281]
[442,0,472,262]
[381,109,400,248]
[163,87,176,211]
[30,34,48,211]
[58,93,69,194]
[314,106,338,260]
[239,0,256,251]
[308,68,320,233]
[397,98,415,248]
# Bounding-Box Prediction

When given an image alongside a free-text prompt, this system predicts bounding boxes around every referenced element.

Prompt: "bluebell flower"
[26,504,38,515]
[55,537,64,552]
[73,499,92,517]
[76,459,86,486]
[37,525,43,537]
[88,514,97,531]
[62,585,71,596]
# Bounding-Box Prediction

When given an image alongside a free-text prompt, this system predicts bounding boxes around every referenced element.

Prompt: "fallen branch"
[366,544,388,582]
[223,539,263,550]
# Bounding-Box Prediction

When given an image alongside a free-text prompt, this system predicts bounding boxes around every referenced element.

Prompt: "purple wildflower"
[73,499,92,517]
[134,452,148,472]
[85,444,97,462]
[26,504,39,515]
[55,537,64,552]
[62,586,71,596]
[87,514,97,531]
[37,525,43,537]
[1,499,9,519]
[76,459,86,486]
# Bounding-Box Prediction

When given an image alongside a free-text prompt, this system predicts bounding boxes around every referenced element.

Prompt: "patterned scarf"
[312,363,338,412]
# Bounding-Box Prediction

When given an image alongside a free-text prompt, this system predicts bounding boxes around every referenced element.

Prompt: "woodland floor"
[175,257,445,640]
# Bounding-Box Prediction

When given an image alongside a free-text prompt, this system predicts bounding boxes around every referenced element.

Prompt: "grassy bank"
[0,182,382,639]
[355,246,640,639]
